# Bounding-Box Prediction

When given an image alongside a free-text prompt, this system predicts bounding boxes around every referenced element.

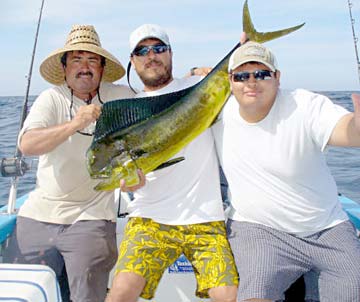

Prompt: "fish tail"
[243,0,305,43]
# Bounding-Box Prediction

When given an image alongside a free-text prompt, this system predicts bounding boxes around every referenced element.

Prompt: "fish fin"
[243,0,305,43]
[93,86,197,143]
[154,157,185,171]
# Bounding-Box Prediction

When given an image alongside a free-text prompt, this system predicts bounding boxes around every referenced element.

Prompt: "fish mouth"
[91,174,110,179]
[86,149,110,176]
[88,164,112,179]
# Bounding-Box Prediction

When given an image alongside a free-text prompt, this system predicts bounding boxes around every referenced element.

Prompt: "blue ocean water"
[0,96,38,205]
[0,92,359,205]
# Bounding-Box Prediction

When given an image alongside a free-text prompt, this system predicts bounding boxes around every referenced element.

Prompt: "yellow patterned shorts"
[115,217,239,299]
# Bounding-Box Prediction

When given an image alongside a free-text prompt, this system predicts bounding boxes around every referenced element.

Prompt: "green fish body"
[87,45,234,190]
[86,0,305,191]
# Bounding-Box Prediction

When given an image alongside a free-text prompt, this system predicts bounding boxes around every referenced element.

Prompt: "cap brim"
[230,59,276,72]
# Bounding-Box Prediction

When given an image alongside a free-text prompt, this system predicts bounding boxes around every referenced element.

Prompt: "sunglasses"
[132,44,171,57]
[230,70,273,82]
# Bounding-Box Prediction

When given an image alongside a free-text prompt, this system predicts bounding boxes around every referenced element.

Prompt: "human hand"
[120,169,146,192]
[72,104,101,131]
[240,32,248,45]
[186,67,212,77]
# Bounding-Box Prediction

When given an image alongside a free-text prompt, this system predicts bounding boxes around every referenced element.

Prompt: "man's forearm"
[19,122,79,156]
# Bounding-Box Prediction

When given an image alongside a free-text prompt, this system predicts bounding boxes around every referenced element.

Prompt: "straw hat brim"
[40,43,125,85]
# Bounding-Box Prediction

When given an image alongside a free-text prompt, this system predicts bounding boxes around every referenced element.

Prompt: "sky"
[1,0,360,96]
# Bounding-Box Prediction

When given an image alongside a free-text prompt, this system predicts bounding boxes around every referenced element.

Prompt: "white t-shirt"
[18,82,135,224]
[214,88,349,236]
[127,77,225,225]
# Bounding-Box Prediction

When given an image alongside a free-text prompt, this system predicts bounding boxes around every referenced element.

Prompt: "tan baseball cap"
[228,41,278,72]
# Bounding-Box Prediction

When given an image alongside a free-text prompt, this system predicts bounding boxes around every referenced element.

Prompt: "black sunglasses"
[230,70,273,82]
[132,44,171,57]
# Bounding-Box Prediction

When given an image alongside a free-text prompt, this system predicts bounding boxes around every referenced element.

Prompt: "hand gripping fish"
[86,0,305,190]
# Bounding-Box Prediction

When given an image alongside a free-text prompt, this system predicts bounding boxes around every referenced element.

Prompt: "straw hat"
[40,25,125,85]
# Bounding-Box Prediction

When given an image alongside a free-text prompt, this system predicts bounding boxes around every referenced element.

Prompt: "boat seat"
[0,263,62,302]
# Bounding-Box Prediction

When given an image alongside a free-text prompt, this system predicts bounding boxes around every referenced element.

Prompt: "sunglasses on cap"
[132,44,171,57]
[230,70,273,82]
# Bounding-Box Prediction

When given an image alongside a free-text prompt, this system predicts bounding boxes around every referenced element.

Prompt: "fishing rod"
[347,0,360,84]
[0,0,45,214]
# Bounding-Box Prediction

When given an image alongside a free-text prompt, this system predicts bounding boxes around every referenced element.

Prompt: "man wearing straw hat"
[4,25,135,302]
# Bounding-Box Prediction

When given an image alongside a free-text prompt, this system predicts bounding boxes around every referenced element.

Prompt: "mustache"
[76,71,93,78]
[145,59,162,68]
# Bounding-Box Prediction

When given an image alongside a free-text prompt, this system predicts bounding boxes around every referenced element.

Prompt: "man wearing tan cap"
[4,25,135,302]
[106,23,238,302]
[213,41,360,302]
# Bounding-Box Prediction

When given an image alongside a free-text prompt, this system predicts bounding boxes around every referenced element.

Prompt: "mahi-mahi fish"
[86,0,305,190]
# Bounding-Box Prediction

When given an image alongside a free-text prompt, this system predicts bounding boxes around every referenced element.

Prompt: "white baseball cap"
[129,24,170,53]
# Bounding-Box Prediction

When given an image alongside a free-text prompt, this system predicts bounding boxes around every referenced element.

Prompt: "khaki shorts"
[115,217,238,299]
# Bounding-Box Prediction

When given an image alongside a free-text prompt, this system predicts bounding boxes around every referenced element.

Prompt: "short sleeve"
[18,89,58,146]
[304,91,349,151]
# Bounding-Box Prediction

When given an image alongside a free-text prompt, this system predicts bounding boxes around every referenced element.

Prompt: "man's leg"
[58,220,117,302]
[226,220,309,302]
[313,221,360,302]
[108,217,182,301]
[184,221,239,301]
[209,285,238,302]
[106,272,146,302]
[3,217,69,299]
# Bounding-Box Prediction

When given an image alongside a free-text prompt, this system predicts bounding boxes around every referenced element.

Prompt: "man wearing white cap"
[213,41,360,301]
[106,24,238,302]
[4,25,135,302]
